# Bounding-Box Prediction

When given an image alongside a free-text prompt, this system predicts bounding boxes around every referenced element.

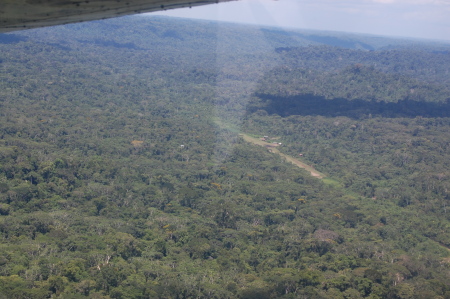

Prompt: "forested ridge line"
[254,64,450,105]
[276,45,450,86]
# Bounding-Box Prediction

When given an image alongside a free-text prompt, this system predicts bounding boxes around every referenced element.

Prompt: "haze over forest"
[1,15,450,298]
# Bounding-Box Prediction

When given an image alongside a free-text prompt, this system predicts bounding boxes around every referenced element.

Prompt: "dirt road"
[239,133,325,179]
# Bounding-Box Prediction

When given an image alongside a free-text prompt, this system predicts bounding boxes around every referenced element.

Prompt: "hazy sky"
[151,0,450,41]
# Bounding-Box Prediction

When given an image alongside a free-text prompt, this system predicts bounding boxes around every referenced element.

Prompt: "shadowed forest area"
[250,95,450,119]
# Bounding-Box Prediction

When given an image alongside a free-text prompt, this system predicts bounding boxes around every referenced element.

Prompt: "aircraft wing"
[0,0,237,33]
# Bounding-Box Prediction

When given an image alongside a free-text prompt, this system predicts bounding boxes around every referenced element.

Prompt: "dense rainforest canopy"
[0,15,450,298]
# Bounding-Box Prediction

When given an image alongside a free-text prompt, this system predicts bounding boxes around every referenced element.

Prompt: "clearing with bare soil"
[239,133,325,179]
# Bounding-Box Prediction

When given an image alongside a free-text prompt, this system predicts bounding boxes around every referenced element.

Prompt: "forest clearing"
[239,133,325,179]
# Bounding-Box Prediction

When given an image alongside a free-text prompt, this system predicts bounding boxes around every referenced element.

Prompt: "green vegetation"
[0,15,450,298]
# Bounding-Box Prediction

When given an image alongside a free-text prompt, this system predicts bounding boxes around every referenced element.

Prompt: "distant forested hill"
[254,64,450,103]
[275,45,450,85]
[0,15,450,298]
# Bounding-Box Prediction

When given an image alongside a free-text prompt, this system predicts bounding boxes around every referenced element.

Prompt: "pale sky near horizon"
[151,0,450,42]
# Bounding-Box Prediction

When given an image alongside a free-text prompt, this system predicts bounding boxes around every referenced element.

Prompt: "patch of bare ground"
[239,133,325,179]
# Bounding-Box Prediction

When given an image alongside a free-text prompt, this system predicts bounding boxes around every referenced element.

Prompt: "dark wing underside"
[0,0,237,33]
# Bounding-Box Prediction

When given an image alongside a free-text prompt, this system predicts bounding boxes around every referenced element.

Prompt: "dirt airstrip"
[239,133,324,179]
